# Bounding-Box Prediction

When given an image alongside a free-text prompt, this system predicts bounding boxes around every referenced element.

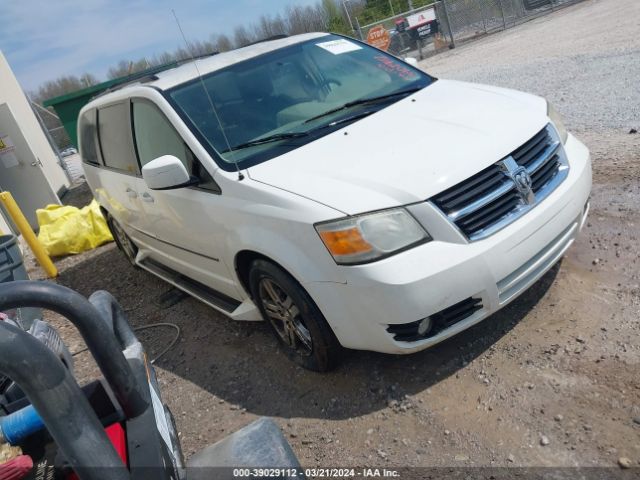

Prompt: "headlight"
[315,208,431,265]
[547,102,568,144]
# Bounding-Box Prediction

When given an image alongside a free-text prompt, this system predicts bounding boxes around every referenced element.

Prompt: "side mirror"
[404,57,419,67]
[141,155,197,190]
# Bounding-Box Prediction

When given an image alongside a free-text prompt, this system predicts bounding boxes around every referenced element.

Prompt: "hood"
[248,79,549,215]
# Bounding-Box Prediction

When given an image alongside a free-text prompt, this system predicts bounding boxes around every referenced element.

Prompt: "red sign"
[366,25,391,51]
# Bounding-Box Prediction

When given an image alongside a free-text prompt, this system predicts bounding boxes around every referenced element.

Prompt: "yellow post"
[0,191,57,278]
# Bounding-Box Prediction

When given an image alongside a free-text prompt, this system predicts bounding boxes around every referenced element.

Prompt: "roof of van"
[81,32,332,112]
[157,32,330,91]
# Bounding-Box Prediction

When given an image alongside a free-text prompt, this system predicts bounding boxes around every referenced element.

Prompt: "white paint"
[80,36,592,357]
[248,80,549,214]
[141,155,191,190]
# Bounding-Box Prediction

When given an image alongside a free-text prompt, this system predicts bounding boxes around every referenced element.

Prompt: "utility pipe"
[0,191,56,278]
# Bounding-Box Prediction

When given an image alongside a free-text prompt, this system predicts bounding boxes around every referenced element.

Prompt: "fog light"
[417,317,432,336]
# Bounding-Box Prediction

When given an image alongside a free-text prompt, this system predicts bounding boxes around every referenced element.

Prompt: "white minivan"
[79,33,591,371]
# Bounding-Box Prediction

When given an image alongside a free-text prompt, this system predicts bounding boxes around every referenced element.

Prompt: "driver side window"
[132,99,219,192]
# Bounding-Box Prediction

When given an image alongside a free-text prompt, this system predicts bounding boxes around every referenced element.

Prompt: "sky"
[0,0,318,92]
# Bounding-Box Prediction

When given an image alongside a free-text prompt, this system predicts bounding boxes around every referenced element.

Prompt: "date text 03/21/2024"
[232,468,400,478]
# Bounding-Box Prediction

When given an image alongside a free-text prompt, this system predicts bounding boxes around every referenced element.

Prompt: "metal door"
[0,103,60,229]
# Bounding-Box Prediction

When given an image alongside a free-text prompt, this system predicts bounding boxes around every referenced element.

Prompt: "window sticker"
[316,39,362,55]
[374,55,420,81]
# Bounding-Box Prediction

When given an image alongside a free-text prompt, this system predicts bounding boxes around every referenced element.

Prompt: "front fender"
[228,223,345,287]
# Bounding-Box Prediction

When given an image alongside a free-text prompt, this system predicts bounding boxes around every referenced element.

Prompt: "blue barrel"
[0,234,41,330]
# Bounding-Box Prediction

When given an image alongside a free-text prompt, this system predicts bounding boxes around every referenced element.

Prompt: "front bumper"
[304,133,592,354]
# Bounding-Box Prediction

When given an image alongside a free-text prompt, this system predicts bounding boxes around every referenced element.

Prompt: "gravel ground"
[422,0,640,133]
[20,0,639,476]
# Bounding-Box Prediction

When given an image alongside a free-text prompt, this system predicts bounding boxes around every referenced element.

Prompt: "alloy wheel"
[258,277,312,356]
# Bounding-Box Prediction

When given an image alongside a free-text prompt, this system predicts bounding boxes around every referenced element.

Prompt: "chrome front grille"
[431,124,568,241]
[512,127,550,170]
[512,127,563,193]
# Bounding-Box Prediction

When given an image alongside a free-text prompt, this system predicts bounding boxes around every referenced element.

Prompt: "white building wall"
[0,51,69,195]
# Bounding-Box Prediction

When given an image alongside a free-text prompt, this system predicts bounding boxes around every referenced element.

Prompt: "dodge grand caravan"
[79,33,591,371]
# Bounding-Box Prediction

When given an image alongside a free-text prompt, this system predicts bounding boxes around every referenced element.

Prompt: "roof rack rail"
[248,34,288,46]
[93,50,220,99]
[95,74,160,98]
[178,50,220,63]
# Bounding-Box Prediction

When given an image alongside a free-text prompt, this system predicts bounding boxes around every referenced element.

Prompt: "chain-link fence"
[31,102,79,184]
[357,0,585,56]
[357,3,452,60]
[31,103,73,151]
[440,0,583,45]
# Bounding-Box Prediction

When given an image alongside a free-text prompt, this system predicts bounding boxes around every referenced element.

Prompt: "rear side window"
[79,109,99,165]
[97,103,139,175]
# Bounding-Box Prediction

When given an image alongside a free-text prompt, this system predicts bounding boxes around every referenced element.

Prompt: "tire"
[106,214,138,267]
[249,260,343,372]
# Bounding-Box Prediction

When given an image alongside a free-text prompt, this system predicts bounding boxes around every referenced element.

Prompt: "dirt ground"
[22,0,638,474]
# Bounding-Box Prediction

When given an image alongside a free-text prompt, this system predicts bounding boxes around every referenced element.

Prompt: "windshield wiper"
[223,107,387,153]
[223,132,309,152]
[303,87,423,124]
[320,110,378,129]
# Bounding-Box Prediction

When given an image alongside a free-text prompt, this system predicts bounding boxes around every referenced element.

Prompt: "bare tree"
[256,13,287,40]
[284,5,308,34]
[107,58,153,79]
[214,34,233,52]
[33,0,377,104]
[188,39,217,57]
[233,25,255,47]
[32,75,98,103]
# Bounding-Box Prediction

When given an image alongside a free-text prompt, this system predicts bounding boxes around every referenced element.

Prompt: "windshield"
[167,35,434,170]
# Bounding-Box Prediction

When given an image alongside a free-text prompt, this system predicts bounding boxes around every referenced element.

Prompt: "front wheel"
[106,214,138,267]
[249,260,343,372]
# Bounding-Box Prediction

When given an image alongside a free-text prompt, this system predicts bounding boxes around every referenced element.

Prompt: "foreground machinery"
[0,281,300,480]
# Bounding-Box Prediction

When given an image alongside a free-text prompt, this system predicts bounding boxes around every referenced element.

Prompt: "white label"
[316,39,362,55]
[0,135,18,168]
[149,381,173,450]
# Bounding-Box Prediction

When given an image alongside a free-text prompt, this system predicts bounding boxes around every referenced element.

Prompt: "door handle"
[125,188,138,199]
[141,192,154,203]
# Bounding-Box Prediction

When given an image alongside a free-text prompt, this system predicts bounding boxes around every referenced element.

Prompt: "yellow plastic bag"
[37,199,113,257]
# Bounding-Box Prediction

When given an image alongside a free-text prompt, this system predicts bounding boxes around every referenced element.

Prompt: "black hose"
[89,290,139,350]
[0,281,147,418]
[0,321,129,480]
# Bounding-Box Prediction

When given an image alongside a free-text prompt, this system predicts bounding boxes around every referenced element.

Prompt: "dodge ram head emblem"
[500,157,535,204]
[514,167,533,194]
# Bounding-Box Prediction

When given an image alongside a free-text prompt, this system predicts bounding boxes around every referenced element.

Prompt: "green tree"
[322,0,350,33]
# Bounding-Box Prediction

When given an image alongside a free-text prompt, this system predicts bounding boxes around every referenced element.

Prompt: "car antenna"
[171,9,244,181]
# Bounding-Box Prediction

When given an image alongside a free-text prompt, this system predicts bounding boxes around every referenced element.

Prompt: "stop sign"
[366,25,391,51]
